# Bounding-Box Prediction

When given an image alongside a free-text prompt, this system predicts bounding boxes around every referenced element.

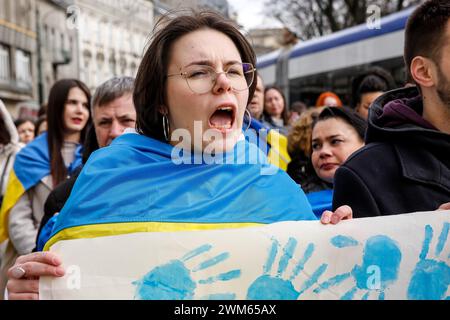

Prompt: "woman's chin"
[202,130,241,155]
[319,174,334,184]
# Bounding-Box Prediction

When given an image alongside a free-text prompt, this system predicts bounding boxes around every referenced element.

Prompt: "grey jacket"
[7,140,78,255]
[8,176,53,254]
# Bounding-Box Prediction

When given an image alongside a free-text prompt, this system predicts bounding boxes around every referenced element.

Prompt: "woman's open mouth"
[208,105,236,133]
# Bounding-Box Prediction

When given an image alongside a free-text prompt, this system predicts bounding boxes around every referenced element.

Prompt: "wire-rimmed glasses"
[167,62,256,94]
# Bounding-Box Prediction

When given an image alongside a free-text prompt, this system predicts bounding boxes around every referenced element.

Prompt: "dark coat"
[333,87,450,217]
[33,167,81,251]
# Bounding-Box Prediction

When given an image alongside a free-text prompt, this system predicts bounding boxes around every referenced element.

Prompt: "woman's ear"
[411,56,436,88]
[158,106,168,115]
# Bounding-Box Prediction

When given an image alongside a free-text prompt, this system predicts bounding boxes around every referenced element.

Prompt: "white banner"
[40,210,449,300]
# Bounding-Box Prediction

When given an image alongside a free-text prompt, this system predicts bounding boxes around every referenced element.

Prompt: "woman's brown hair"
[46,79,91,186]
[133,10,257,141]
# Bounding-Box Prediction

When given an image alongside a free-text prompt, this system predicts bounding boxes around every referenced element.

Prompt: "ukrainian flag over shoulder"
[246,118,291,171]
[44,133,315,250]
[0,133,82,243]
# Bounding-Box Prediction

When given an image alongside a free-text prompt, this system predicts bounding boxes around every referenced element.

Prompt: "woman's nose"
[319,145,332,157]
[213,72,232,93]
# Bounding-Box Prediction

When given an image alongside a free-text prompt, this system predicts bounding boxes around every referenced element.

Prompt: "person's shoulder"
[343,142,395,168]
[85,133,170,170]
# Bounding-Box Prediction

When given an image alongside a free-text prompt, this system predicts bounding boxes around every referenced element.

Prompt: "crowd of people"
[0,0,449,300]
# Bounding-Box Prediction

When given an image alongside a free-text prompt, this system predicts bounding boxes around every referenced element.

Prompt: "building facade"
[74,0,153,92]
[154,0,230,20]
[37,0,80,106]
[1,0,240,117]
[0,0,38,117]
[246,28,285,57]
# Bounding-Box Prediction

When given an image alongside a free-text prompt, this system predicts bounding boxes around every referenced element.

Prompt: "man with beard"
[332,0,450,218]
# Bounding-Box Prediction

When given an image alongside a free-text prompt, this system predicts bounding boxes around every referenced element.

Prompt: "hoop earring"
[162,114,170,141]
[244,109,252,132]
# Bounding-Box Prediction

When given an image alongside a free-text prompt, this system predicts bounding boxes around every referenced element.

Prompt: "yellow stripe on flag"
[267,131,291,171]
[0,171,26,243]
[44,221,262,251]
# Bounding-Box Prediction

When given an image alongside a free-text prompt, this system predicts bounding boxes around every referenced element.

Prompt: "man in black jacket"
[333,0,450,217]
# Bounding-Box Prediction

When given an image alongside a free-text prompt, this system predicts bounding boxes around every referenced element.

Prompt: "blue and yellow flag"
[245,118,291,171]
[306,189,333,219]
[0,133,82,243]
[44,133,315,250]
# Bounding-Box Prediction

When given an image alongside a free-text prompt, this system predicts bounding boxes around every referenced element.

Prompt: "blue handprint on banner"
[407,223,450,300]
[133,244,241,300]
[313,235,402,300]
[246,237,328,299]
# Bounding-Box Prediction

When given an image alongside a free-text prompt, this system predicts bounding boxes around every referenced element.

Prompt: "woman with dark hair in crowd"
[350,66,396,119]
[6,11,351,300]
[287,107,330,193]
[0,79,91,297]
[263,86,290,135]
[14,118,35,145]
[311,107,367,183]
[45,80,91,187]
[306,107,367,215]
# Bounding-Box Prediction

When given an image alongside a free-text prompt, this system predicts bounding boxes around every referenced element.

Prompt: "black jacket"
[33,167,81,251]
[333,86,450,217]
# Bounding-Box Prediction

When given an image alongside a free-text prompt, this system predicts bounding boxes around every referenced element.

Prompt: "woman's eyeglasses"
[167,62,256,94]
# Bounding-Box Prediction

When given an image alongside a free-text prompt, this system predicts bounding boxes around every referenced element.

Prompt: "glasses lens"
[226,63,253,91]
[241,63,255,90]
[184,66,213,94]
[184,63,254,93]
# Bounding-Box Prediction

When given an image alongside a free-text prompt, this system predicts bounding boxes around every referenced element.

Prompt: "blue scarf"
[14,132,83,190]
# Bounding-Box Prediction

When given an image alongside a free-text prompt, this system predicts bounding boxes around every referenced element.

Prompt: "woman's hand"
[6,252,65,300]
[320,205,353,225]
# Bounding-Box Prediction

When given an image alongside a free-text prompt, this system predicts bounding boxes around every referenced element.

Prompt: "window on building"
[51,28,56,54]
[130,62,137,77]
[109,55,116,76]
[43,24,48,48]
[0,44,11,81]
[95,20,101,44]
[61,33,65,50]
[15,49,32,84]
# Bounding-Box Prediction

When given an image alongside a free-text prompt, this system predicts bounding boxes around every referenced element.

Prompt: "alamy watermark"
[366,5,382,30]
[366,265,381,290]
[66,265,81,290]
[66,5,82,30]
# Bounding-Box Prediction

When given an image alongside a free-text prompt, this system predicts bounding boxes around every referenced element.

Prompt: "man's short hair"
[92,76,135,113]
[404,0,450,82]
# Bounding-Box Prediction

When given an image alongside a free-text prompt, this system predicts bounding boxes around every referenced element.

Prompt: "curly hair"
[287,107,324,157]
